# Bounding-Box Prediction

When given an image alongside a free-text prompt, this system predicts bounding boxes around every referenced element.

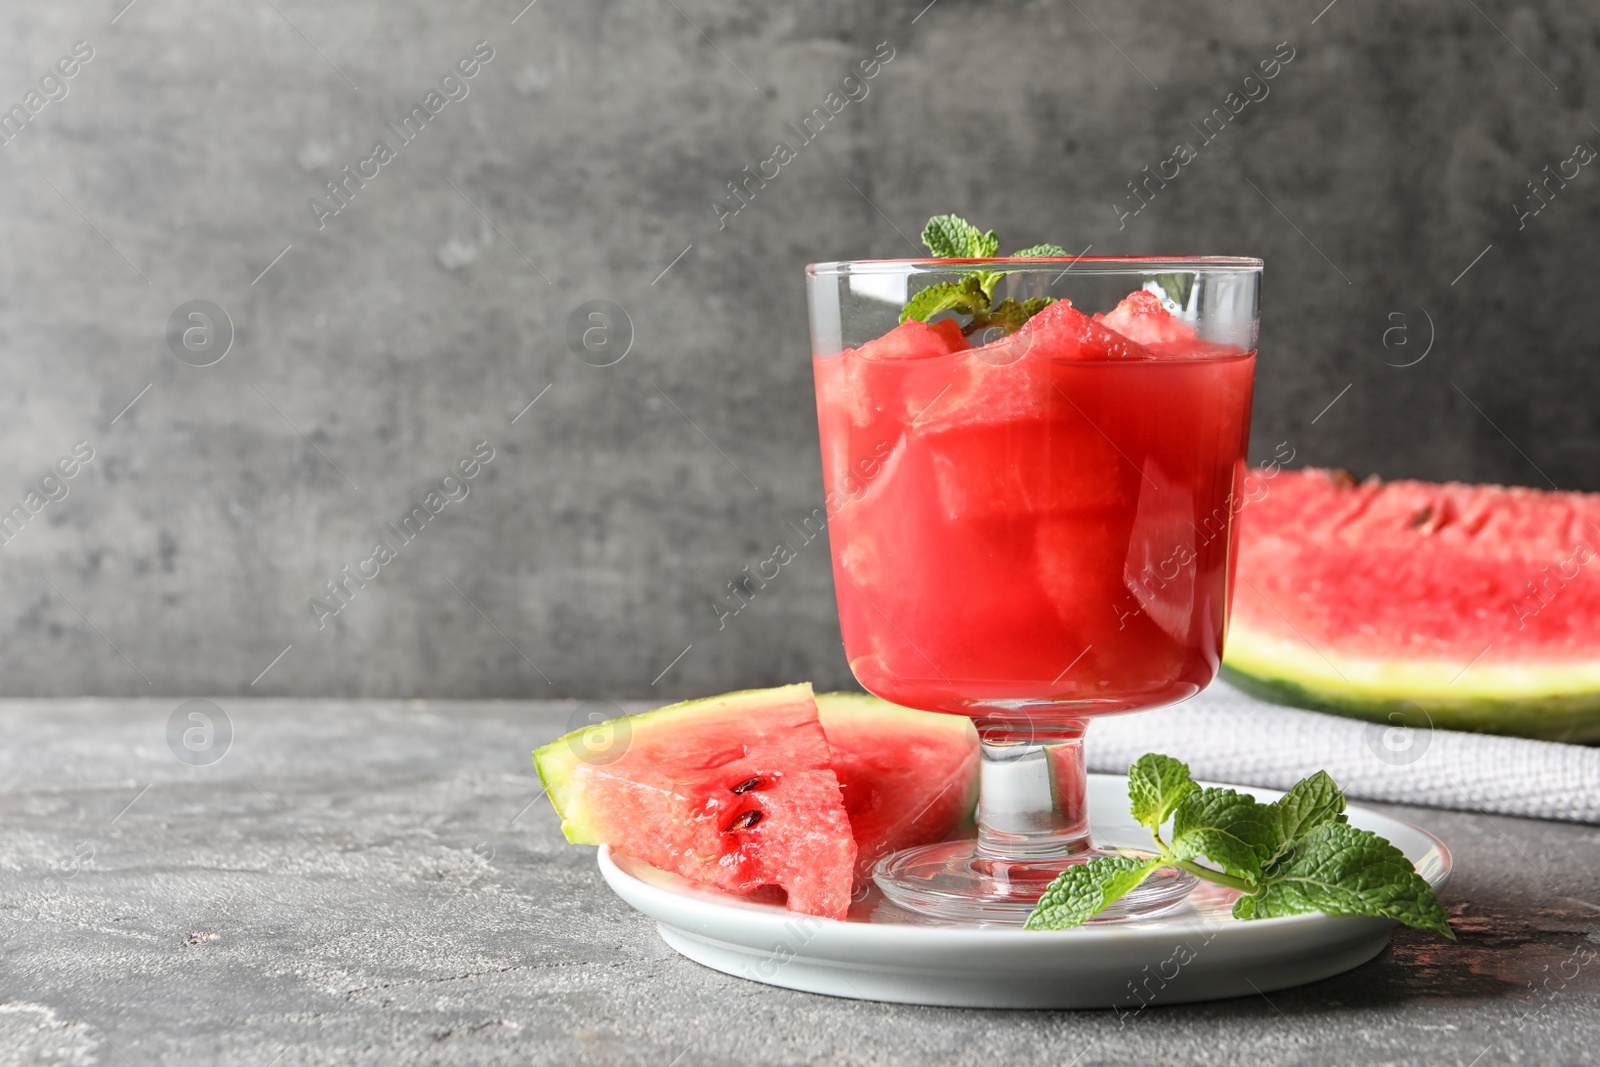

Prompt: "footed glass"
[806,257,1261,924]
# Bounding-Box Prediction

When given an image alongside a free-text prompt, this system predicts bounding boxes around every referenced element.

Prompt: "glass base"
[873,839,1197,925]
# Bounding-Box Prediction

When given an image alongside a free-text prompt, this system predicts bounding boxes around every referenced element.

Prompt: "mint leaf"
[1269,771,1347,846]
[1247,822,1456,939]
[1021,753,1452,940]
[1128,753,1199,832]
[903,217,1069,331]
[976,297,1052,332]
[1024,855,1162,931]
[1010,243,1071,258]
[971,268,1006,299]
[900,278,987,324]
[1170,787,1281,882]
[921,214,999,259]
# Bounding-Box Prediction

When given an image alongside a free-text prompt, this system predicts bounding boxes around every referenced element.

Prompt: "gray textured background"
[1,0,1595,699]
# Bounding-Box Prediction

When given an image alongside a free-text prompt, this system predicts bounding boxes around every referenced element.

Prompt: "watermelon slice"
[536,684,856,918]
[815,692,978,883]
[534,684,980,918]
[1224,468,1600,741]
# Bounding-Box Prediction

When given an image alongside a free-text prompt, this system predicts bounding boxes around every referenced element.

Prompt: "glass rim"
[806,256,1264,277]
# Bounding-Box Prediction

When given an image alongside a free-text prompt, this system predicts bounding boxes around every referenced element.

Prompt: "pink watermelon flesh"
[1098,290,1195,346]
[1098,290,1246,359]
[926,415,1133,521]
[821,317,971,433]
[855,317,969,361]
[1232,469,1600,661]
[907,299,1147,434]
[815,693,979,883]
[991,298,1149,362]
[535,684,857,919]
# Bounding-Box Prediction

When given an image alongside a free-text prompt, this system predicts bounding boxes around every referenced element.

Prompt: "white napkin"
[1086,681,1600,824]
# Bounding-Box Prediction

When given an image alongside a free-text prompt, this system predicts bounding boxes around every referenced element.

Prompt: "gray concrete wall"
[0,0,1595,698]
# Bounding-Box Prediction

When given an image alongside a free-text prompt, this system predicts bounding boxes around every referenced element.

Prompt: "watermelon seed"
[730,776,767,794]
[1409,506,1434,528]
[725,809,763,832]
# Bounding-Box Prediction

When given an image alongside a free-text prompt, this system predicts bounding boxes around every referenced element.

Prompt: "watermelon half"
[534,684,979,919]
[1224,468,1600,741]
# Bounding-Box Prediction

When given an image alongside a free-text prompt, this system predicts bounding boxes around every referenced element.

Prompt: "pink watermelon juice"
[814,296,1255,717]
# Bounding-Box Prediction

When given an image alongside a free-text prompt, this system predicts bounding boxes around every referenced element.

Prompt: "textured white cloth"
[1086,681,1600,824]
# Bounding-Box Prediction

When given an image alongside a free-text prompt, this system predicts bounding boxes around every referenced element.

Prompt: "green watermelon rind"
[1222,633,1600,744]
[533,683,815,844]
[815,690,974,739]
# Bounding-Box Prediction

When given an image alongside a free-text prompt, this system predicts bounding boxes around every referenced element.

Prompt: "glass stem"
[974,718,1092,861]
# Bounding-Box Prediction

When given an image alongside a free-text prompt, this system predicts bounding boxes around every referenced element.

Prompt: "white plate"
[597,774,1451,1009]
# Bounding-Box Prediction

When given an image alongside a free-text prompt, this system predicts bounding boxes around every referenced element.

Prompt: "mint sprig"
[920,214,1000,260]
[1024,755,1455,939]
[980,297,1052,332]
[1010,242,1071,258]
[899,215,1067,334]
[899,275,988,324]
[1128,752,1198,828]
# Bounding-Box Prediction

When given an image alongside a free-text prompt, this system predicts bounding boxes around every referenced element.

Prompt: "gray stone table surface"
[3,699,1599,1067]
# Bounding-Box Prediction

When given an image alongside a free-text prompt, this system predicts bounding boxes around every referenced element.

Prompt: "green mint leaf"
[1269,771,1347,846]
[1127,753,1199,832]
[903,216,1065,331]
[1024,855,1162,930]
[966,268,1004,299]
[1247,822,1455,939]
[1010,243,1071,258]
[900,280,982,324]
[920,215,971,258]
[921,214,999,259]
[977,297,1053,333]
[1170,787,1280,883]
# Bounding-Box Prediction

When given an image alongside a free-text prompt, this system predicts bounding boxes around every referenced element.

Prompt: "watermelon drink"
[807,254,1262,923]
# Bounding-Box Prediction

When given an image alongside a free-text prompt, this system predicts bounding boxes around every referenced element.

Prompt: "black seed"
[1410,506,1434,528]
[730,776,765,795]
[725,809,763,832]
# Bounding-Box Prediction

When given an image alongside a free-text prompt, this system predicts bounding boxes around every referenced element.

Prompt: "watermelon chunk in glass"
[534,684,979,919]
[1098,289,1196,346]
[856,317,968,362]
[1007,298,1149,362]
[842,317,970,429]
[924,416,1134,521]
[910,300,1147,433]
[1098,290,1247,359]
